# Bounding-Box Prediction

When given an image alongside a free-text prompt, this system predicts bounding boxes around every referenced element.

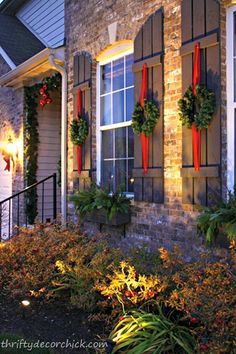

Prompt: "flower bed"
[0,225,235,353]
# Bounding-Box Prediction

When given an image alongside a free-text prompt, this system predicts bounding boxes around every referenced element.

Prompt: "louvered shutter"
[132,8,164,203]
[73,53,92,190]
[181,0,221,205]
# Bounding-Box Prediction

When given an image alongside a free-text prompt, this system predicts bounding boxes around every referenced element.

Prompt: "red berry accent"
[46,97,52,104]
[39,88,44,95]
[43,93,48,99]
[42,84,48,90]
[119,316,125,321]
[190,317,199,324]
[125,291,132,297]
[147,291,155,298]
[40,99,45,107]
[200,344,209,351]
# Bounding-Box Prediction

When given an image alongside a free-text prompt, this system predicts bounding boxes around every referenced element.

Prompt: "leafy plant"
[69,184,131,220]
[110,308,196,354]
[197,188,236,245]
[53,239,122,311]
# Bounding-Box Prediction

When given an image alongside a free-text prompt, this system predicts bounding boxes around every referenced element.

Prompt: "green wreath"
[70,115,88,146]
[178,85,215,129]
[132,99,160,137]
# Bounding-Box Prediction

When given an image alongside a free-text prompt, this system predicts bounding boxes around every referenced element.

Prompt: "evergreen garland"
[24,73,61,224]
[132,99,160,137]
[178,85,215,129]
[70,116,89,146]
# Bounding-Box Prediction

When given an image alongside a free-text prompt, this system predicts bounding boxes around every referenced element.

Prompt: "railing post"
[53,173,57,220]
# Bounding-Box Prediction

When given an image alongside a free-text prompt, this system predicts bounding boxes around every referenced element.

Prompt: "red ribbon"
[76,88,82,175]
[3,153,10,172]
[192,43,201,171]
[140,63,149,174]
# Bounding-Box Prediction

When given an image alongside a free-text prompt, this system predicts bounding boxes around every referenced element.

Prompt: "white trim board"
[226,5,236,191]
[96,48,134,190]
[0,46,16,70]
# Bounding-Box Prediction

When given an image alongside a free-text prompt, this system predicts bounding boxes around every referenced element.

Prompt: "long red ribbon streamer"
[76,88,82,175]
[140,63,149,174]
[192,43,201,171]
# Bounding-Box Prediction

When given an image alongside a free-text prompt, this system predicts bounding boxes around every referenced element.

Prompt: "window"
[97,52,134,193]
[227,6,236,191]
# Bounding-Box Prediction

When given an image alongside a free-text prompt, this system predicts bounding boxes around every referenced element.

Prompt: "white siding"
[16,0,64,48]
[37,90,61,222]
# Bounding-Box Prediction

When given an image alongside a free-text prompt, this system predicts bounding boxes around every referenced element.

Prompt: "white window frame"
[96,48,134,192]
[227,5,236,191]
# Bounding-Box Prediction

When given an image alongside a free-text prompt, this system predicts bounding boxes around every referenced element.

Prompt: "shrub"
[0,225,122,312]
[52,238,122,311]
[110,309,196,354]
[98,247,236,353]
[197,188,236,245]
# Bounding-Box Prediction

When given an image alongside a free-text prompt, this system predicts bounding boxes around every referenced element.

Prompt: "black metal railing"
[0,173,57,241]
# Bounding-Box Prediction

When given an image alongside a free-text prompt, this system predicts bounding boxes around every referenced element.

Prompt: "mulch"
[0,297,109,353]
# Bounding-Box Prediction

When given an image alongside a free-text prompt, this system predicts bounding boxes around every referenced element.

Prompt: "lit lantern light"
[130,178,134,184]
[1,136,19,172]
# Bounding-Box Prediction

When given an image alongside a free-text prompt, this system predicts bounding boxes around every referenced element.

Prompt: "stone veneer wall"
[0,55,24,229]
[65,0,227,253]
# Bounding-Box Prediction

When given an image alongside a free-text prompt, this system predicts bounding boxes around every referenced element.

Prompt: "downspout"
[48,53,67,224]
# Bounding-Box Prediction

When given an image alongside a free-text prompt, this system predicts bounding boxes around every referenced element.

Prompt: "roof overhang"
[0,46,65,88]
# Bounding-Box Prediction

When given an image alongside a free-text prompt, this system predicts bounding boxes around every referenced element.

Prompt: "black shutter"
[132,8,164,203]
[181,0,221,206]
[73,52,92,190]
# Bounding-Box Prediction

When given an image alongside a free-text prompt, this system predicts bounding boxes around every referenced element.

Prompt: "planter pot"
[84,209,130,226]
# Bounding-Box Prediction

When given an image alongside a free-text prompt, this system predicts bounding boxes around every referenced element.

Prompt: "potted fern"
[69,184,131,226]
[197,188,236,246]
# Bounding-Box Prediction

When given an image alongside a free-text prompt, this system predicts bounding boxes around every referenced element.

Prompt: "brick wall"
[0,55,24,231]
[65,0,226,253]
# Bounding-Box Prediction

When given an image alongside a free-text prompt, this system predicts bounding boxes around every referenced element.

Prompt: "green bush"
[197,188,236,245]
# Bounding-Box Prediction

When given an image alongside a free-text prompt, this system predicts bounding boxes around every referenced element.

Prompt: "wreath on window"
[178,85,215,129]
[132,99,160,137]
[69,116,88,146]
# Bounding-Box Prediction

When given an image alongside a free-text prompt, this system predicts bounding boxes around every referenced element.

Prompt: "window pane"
[102,130,113,159]
[101,94,111,125]
[115,128,126,158]
[128,126,134,158]
[115,160,126,190]
[126,54,134,87]
[126,88,134,121]
[128,159,134,192]
[101,63,111,94]
[113,57,124,91]
[101,160,114,192]
[113,91,124,123]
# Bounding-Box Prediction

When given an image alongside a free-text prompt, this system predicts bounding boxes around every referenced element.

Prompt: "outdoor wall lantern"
[1,136,19,172]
